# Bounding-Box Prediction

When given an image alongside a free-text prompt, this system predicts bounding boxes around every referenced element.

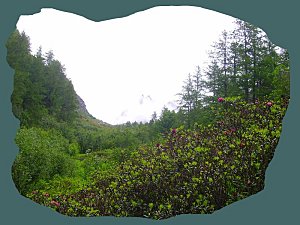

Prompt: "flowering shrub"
[29,98,288,219]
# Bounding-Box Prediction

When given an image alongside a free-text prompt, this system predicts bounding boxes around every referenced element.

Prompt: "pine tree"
[192,66,206,107]
[177,73,194,114]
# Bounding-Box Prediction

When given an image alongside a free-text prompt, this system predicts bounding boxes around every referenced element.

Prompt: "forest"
[6,19,289,219]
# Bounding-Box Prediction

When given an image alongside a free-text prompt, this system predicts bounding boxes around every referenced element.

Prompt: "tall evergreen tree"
[6,30,31,70]
[205,60,222,98]
[192,66,206,107]
[7,29,79,127]
[177,73,194,114]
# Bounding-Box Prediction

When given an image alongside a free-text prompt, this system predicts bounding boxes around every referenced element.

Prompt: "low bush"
[28,98,288,219]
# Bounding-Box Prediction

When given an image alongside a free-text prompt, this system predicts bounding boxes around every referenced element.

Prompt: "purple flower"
[218,97,225,102]
[50,200,60,207]
[266,101,273,107]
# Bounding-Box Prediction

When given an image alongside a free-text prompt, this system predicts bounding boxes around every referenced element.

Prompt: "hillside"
[27,98,289,218]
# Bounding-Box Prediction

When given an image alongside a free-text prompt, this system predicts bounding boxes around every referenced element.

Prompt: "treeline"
[7,30,78,127]
[150,19,290,129]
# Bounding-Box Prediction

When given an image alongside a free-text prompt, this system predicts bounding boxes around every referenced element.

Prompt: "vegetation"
[7,18,289,220]
[27,98,288,218]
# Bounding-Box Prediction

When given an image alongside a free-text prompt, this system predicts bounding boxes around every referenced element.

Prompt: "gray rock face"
[76,94,111,126]
[76,94,90,116]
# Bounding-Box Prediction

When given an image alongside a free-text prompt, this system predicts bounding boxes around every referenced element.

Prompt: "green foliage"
[30,175,87,196]
[7,29,79,127]
[6,30,32,70]
[29,99,288,219]
[12,127,76,194]
[156,107,179,133]
[68,142,80,156]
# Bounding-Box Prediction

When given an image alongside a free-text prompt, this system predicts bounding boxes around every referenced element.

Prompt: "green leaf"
[149,203,154,209]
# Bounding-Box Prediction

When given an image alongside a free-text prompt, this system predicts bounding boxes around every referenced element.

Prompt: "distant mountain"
[76,94,111,126]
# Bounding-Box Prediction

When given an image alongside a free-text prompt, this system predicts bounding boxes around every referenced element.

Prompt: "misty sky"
[16,6,236,125]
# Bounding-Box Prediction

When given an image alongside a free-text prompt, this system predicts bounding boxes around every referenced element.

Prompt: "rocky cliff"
[76,94,110,126]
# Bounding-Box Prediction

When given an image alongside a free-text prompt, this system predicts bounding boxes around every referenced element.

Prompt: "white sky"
[16,6,236,125]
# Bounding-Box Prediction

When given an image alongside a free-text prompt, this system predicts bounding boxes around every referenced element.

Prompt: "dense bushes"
[12,127,77,194]
[28,98,288,219]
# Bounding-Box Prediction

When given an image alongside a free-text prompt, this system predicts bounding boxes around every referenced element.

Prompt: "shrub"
[29,98,289,219]
[12,127,76,194]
